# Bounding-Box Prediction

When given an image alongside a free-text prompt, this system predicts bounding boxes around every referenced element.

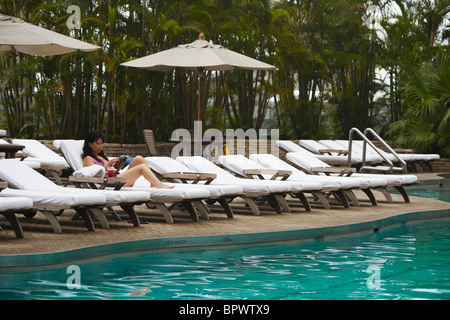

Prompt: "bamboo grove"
[0,0,449,156]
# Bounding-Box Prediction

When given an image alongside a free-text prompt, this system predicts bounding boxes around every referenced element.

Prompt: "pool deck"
[0,173,449,266]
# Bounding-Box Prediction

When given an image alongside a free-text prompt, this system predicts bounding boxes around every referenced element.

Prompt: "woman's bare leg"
[127,156,147,169]
[119,159,173,188]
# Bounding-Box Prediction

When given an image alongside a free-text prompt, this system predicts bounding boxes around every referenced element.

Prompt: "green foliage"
[388,51,450,156]
[0,0,448,156]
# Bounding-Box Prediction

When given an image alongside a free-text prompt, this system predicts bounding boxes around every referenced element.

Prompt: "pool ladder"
[348,127,407,173]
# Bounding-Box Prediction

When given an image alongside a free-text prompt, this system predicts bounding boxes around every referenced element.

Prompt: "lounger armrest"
[393,148,416,153]
[318,148,348,155]
[68,176,127,190]
[40,164,70,171]
[243,169,292,180]
[243,169,276,175]
[16,151,29,160]
[163,172,217,184]
[310,167,355,176]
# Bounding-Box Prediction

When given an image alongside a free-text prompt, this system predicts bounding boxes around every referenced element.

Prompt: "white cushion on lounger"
[22,157,67,167]
[73,165,105,177]
[300,139,333,154]
[287,150,330,171]
[59,139,128,176]
[0,139,40,168]
[141,180,240,198]
[280,151,417,185]
[58,186,149,203]
[218,154,323,192]
[277,140,310,153]
[59,140,212,200]
[350,140,439,162]
[231,178,289,193]
[0,196,33,211]
[145,156,193,176]
[177,156,295,194]
[320,139,380,163]
[1,157,41,169]
[276,140,354,164]
[285,152,387,188]
[0,187,105,207]
[12,139,69,167]
[0,159,149,203]
[59,140,85,170]
[131,176,210,199]
[53,139,74,149]
[0,159,57,190]
[145,156,243,196]
[250,153,357,190]
[272,149,370,187]
[250,154,342,189]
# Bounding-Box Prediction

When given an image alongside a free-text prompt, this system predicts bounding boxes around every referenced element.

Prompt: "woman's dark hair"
[82,131,109,161]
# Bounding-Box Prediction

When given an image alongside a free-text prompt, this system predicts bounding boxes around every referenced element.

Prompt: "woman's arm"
[83,155,117,169]
[83,155,95,167]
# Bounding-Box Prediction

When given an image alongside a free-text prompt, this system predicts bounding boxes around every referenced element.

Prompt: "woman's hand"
[106,158,120,169]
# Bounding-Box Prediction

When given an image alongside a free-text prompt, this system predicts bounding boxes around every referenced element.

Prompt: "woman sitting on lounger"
[82,131,173,189]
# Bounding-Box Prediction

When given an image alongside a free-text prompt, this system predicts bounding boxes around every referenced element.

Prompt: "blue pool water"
[0,184,449,300]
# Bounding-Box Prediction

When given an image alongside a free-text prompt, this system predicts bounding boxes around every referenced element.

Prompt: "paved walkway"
[0,173,449,262]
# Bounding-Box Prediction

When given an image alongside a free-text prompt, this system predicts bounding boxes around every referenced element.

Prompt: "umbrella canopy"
[121,34,276,121]
[121,37,276,72]
[0,14,100,55]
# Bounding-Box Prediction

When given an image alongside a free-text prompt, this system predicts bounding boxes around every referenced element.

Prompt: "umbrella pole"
[197,67,205,122]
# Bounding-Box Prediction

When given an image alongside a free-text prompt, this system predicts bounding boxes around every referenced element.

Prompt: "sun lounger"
[0,159,150,231]
[339,139,440,173]
[57,139,215,223]
[0,138,26,159]
[218,154,338,210]
[248,153,391,206]
[146,155,289,215]
[335,139,408,171]
[279,143,419,185]
[300,139,349,156]
[0,160,110,233]
[277,140,360,166]
[276,148,418,203]
[283,141,390,204]
[144,156,244,218]
[0,187,108,233]
[177,156,324,213]
[10,138,70,184]
[11,139,69,167]
[143,129,181,157]
[0,186,34,238]
[143,129,160,156]
[319,139,382,164]
[128,176,214,223]
[0,139,41,169]
[220,153,390,208]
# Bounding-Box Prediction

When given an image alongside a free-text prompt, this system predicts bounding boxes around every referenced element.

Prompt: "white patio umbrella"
[0,14,100,55]
[121,33,276,121]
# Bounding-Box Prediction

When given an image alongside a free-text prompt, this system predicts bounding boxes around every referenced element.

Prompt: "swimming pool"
[0,184,449,300]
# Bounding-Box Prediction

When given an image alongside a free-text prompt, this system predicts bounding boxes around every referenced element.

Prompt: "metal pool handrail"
[348,127,406,173]
[363,127,407,172]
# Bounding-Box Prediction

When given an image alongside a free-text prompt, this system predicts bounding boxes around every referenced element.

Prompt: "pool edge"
[1,208,449,268]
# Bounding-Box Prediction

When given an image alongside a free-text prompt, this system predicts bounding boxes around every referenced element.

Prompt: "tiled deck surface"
[0,173,449,258]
